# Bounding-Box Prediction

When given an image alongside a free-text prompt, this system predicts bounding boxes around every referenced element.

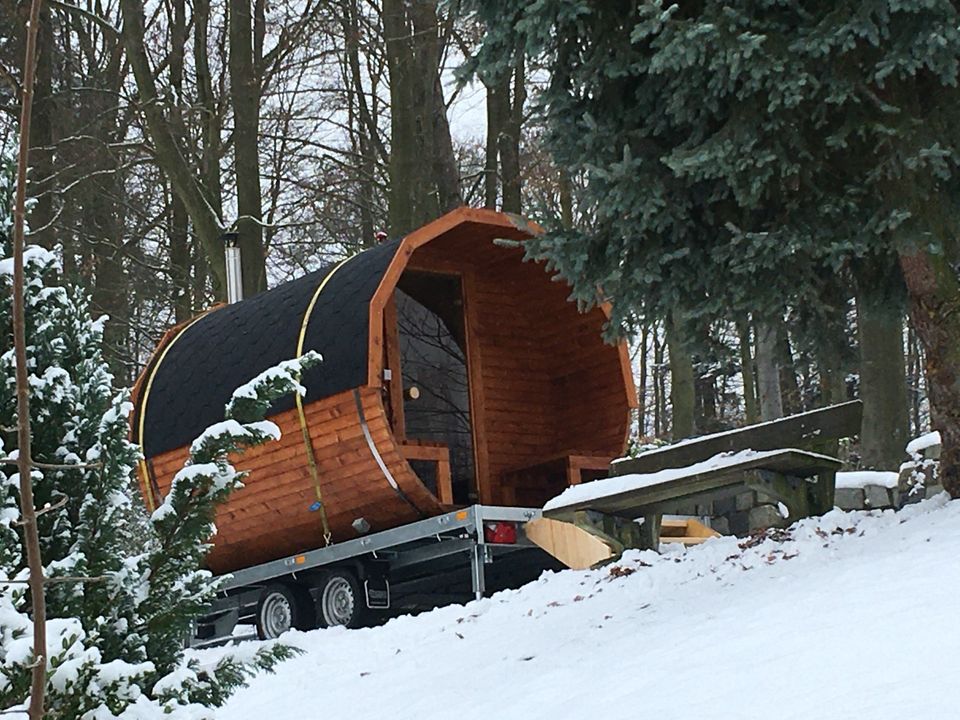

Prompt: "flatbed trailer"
[193,505,551,645]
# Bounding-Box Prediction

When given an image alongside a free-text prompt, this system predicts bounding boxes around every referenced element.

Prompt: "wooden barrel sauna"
[131,208,636,574]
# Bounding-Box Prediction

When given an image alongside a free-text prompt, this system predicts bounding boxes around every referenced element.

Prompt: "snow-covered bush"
[901,432,941,497]
[0,159,307,717]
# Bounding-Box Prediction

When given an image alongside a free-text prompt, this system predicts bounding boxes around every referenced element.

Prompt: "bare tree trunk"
[499,53,524,214]
[194,0,223,223]
[482,51,524,214]
[430,73,462,213]
[383,0,421,235]
[483,79,501,209]
[26,2,54,250]
[383,0,460,235]
[88,24,127,379]
[653,324,664,438]
[637,321,649,436]
[90,185,126,377]
[856,258,910,470]
[736,318,758,424]
[559,167,574,228]
[906,325,923,437]
[666,312,695,440]
[818,332,849,407]
[777,326,802,414]
[14,2,47,715]
[168,0,191,322]
[169,191,191,322]
[229,0,267,296]
[341,0,381,243]
[755,317,783,421]
[899,246,960,496]
[119,0,227,295]
[695,372,717,433]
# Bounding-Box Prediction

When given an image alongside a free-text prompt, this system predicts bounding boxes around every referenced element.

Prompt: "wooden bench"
[543,448,841,551]
[500,452,613,506]
[529,402,862,566]
[399,440,453,504]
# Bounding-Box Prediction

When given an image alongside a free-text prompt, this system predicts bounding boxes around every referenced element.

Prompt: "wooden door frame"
[389,267,490,505]
[459,268,491,505]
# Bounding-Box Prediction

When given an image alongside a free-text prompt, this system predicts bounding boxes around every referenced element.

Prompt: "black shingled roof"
[136,240,400,458]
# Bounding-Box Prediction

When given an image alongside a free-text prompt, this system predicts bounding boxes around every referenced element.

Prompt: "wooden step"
[659,518,719,544]
[525,516,720,570]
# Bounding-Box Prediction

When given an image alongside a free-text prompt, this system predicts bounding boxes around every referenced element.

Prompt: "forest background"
[0,0,936,473]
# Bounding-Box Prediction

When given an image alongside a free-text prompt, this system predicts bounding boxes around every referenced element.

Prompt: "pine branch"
[0,575,109,586]
[0,458,103,470]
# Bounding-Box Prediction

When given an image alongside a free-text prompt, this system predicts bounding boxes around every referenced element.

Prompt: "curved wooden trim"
[129,304,223,422]
[131,306,221,510]
[598,301,639,412]
[366,208,542,389]
[364,208,633,419]
[353,388,423,516]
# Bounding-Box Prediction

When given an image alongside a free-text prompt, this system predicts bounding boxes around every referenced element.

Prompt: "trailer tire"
[255,583,315,640]
[317,570,367,629]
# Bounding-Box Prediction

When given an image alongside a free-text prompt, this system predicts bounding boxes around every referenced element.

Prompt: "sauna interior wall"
[144,386,443,575]
[405,232,631,505]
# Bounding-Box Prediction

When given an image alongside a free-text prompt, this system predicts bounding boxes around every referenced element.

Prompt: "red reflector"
[484,521,517,544]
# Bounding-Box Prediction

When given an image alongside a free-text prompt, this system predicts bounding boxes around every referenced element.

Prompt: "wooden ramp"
[526,516,719,570]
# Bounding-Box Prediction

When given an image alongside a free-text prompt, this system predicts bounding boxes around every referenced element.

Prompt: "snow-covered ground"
[207,496,960,720]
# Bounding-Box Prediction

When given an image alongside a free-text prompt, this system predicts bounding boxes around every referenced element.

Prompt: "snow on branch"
[224,350,321,423]
[137,355,321,683]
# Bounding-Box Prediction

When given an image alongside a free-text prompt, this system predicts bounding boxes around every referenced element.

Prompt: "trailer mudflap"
[364,576,390,609]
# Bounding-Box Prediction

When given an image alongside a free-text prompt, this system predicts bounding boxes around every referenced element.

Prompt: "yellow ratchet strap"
[295,256,356,545]
[136,313,208,513]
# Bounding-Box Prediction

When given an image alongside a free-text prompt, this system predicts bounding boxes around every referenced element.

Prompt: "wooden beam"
[383,294,405,441]
[462,268,492,504]
[545,450,841,519]
[611,401,863,477]
[398,442,453,505]
[524,517,615,570]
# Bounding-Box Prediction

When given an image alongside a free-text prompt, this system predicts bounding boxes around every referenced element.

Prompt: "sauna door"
[389,271,476,504]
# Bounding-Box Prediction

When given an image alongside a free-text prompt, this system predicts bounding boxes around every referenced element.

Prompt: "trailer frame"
[192,505,544,645]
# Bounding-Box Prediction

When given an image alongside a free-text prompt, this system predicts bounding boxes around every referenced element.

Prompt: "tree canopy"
[466,0,959,325]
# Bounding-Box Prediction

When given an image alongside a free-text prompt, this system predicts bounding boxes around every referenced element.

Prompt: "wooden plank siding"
[146,387,443,574]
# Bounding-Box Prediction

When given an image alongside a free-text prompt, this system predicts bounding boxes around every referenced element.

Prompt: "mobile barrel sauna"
[131,208,636,576]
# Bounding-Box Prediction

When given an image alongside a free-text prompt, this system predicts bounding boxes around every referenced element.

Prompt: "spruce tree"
[0,158,305,717]
[466,0,960,490]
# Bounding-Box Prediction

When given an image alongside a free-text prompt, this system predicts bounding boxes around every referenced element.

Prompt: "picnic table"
[529,401,862,566]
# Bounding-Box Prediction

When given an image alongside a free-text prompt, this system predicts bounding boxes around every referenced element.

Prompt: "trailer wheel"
[317,570,367,629]
[256,584,314,640]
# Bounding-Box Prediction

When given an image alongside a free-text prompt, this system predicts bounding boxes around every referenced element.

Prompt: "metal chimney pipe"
[222,231,243,304]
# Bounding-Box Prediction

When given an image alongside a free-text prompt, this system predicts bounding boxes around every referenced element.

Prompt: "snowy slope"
[208,496,960,720]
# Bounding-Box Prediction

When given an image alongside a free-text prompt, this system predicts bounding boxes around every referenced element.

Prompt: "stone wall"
[705,439,943,536]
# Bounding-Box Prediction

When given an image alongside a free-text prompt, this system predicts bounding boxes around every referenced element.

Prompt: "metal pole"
[221,231,242,304]
[469,542,486,601]
[225,245,243,303]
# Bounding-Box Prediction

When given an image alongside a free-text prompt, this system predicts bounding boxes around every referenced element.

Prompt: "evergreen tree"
[0,159,305,717]
[465,0,960,489]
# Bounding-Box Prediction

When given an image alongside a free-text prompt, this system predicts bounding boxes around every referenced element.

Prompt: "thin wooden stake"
[13,0,47,717]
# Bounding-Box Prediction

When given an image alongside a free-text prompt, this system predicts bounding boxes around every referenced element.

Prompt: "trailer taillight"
[484,521,517,544]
